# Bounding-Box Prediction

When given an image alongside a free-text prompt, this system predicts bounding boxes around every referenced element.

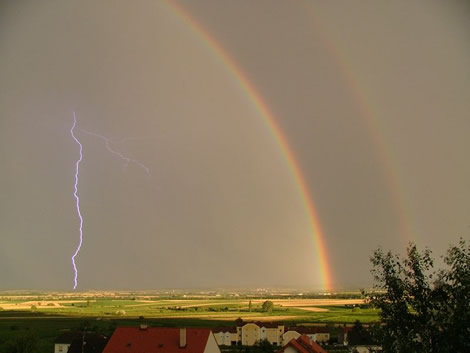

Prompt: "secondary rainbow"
[303,1,414,245]
[164,1,333,290]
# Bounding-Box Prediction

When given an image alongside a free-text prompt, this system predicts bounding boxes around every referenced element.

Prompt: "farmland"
[0,292,377,323]
[0,290,379,352]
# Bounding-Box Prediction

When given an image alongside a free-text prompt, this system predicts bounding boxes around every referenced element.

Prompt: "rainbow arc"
[165,1,333,290]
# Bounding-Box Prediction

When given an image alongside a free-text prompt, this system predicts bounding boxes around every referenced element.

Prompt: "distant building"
[278,335,328,353]
[103,326,220,353]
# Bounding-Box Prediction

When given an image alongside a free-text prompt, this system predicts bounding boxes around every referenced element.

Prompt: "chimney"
[179,328,187,348]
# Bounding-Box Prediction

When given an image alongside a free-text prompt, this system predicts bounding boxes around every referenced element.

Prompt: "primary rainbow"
[164,1,333,290]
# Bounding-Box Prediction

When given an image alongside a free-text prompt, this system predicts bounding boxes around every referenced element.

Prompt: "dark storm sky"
[1,0,469,290]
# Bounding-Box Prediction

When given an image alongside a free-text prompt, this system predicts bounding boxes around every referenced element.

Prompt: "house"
[103,326,220,353]
[259,323,284,346]
[240,323,261,346]
[54,332,107,353]
[278,335,328,353]
[282,330,301,345]
[338,327,352,346]
[212,327,238,346]
[54,332,75,353]
[67,334,108,353]
[212,322,285,346]
[285,327,330,344]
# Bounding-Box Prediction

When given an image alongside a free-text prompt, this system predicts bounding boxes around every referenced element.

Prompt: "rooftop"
[103,327,213,353]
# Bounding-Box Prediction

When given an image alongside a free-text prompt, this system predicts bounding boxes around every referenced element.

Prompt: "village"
[53,321,380,353]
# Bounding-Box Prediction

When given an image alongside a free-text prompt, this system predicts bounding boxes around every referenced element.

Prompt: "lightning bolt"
[70,112,83,290]
[79,128,150,176]
[69,115,150,289]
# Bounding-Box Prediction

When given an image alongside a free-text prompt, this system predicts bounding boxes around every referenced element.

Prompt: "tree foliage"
[5,332,39,353]
[348,320,374,346]
[261,300,273,313]
[236,339,275,353]
[367,239,470,353]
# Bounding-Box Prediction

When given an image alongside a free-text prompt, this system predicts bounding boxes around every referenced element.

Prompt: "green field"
[0,293,379,352]
[0,299,379,322]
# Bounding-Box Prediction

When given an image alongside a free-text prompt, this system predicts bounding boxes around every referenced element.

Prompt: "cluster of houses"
[54,323,380,353]
[212,322,329,346]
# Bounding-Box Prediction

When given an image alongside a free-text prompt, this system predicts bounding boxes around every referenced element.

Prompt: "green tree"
[239,339,275,353]
[433,239,470,351]
[368,239,470,353]
[248,300,252,312]
[261,300,273,313]
[5,332,39,353]
[253,339,275,353]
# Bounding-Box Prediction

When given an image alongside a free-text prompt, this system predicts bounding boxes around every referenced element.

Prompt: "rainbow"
[164,1,333,290]
[303,2,414,245]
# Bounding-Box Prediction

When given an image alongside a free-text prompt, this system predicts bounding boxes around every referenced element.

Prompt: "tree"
[368,239,470,353]
[238,339,275,353]
[248,300,252,312]
[433,238,470,351]
[253,339,275,353]
[261,300,273,313]
[5,332,39,353]
[348,320,373,346]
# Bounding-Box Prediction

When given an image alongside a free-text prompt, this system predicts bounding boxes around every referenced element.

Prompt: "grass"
[0,299,380,322]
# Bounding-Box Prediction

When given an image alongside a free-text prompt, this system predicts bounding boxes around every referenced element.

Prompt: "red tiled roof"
[103,327,212,353]
[279,335,328,353]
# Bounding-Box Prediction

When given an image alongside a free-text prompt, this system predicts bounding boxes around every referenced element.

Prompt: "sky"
[1,0,469,291]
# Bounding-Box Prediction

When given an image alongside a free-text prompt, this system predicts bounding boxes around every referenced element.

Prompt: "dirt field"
[295,307,329,312]
[155,314,301,321]
[0,300,87,310]
[252,299,364,306]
